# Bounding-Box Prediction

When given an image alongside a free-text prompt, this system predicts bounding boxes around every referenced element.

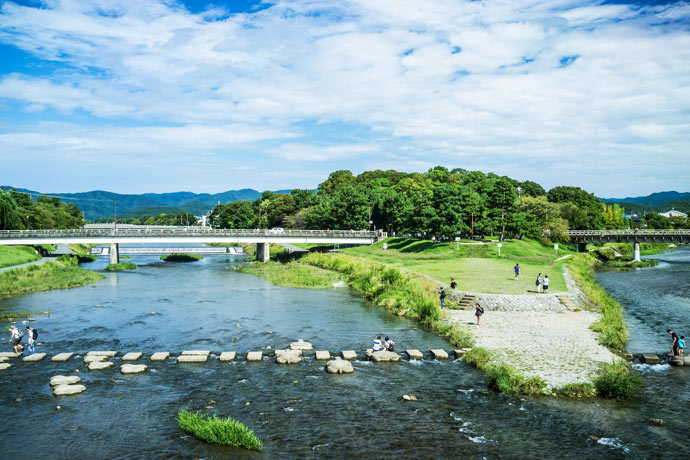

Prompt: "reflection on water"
[0,249,689,458]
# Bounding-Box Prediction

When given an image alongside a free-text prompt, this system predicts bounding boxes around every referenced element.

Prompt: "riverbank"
[0,255,105,300]
[0,245,41,268]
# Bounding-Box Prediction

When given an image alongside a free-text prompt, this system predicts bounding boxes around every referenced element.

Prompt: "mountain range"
[601,191,690,216]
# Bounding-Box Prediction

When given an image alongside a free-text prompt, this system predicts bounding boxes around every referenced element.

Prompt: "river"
[1,247,689,458]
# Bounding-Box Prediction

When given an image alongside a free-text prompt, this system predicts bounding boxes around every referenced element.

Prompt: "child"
[384,336,395,352]
[543,275,549,293]
[680,336,686,356]
[372,336,383,352]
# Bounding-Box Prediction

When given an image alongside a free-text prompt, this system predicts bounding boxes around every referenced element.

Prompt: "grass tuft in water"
[462,347,546,395]
[594,361,643,399]
[240,261,344,289]
[104,262,137,271]
[554,382,596,398]
[160,253,202,262]
[177,410,263,451]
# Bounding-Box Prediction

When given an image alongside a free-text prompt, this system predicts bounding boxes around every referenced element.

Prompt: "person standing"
[535,273,542,293]
[9,326,23,354]
[439,287,446,309]
[514,264,520,281]
[450,278,457,290]
[668,329,680,356]
[25,325,35,355]
[543,275,549,293]
[679,336,685,356]
[474,303,484,325]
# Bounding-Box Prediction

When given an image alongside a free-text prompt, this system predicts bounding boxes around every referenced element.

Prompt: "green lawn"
[0,246,41,269]
[343,238,574,294]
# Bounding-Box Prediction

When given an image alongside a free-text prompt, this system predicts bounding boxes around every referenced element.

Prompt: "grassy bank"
[0,246,40,269]
[177,410,263,451]
[0,256,104,299]
[105,262,137,271]
[70,243,98,262]
[462,347,546,395]
[160,253,202,262]
[343,238,573,294]
[240,261,345,289]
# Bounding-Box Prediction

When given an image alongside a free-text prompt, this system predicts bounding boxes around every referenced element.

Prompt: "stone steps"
[556,294,578,310]
[456,294,479,310]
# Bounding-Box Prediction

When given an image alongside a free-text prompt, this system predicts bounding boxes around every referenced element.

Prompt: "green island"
[160,253,203,262]
[177,410,263,452]
[105,261,137,271]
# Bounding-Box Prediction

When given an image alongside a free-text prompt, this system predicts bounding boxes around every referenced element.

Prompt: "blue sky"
[1,0,689,196]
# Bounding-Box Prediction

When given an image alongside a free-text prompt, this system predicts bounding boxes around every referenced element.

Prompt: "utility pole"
[114,197,117,229]
[471,212,474,239]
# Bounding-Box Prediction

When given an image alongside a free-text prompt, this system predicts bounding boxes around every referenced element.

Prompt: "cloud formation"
[0,0,689,195]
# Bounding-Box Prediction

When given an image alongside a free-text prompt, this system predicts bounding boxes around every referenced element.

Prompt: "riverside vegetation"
[104,261,137,271]
[160,253,202,262]
[177,410,263,451]
[0,245,40,268]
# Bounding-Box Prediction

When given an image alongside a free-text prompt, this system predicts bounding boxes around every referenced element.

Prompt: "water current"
[1,245,689,459]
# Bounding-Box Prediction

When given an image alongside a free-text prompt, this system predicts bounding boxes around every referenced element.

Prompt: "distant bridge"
[0,227,384,263]
[566,229,690,261]
[92,246,245,256]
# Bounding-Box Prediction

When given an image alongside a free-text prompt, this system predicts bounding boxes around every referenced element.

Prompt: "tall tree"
[0,189,21,230]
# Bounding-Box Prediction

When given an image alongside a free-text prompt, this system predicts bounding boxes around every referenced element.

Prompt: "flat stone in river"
[122,352,142,361]
[341,350,357,360]
[121,364,147,374]
[219,352,236,362]
[0,352,21,358]
[315,351,331,360]
[52,353,74,362]
[0,363,10,371]
[181,350,210,356]
[88,361,114,371]
[276,349,302,364]
[50,375,81,386]
[247,351,263,362]
[84,355,109,364]
[367,350,401,362]
[177,354,207,363]
[0,356,9,363]
[23,353,46,362]
[326,358,354,374]
[406,349,423,360]
[87,351,117,357]
[150,352,170,362]
[431,349,449,360]
[53,384,86,396]
[290,339,313,351]
[641,353,661,365]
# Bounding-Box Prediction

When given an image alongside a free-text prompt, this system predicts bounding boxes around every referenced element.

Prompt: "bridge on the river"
[0,227,385,263]
[566,229,690,261]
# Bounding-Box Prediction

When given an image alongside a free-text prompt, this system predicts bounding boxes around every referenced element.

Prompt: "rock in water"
[315,351,331,360]
[430,349,449,360]
[341,350,357,360]
[52,353,74,362]
[0,363,11,371]
[122,352,142,361]
[120,364,147,374]
[367,350,401,362]
[219,352,236,362]
[275,349,302,364]
[150,352,170,362]
[246,351,263,362]
[88,361,114,371]
[326,358,354,374]
[86,351,117,358]
[22,352,47,362]
[646,418,666,427]
[84,355,109,364]
[50,375,81,386]
[668,356,684,367]
[53,384,86,396]
[406,349,423,360]
[290,339,313,351]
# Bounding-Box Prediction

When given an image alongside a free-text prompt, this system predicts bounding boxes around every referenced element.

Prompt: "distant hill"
[0,187,293,220]
[603,191,690,207]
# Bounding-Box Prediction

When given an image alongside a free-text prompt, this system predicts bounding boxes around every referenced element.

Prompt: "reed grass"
[593,361,643,399]
[177,410,263,451]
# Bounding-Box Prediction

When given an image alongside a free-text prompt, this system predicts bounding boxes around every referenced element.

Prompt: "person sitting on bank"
[373,336,384,352]
[384,336,395,352]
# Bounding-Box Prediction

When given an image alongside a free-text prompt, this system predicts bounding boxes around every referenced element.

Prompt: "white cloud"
[0,0,688,195]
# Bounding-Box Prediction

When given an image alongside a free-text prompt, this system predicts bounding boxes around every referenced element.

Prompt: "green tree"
[318,170,355,194]
[644,213,672,229]
[0,189,21,229]
[547,186,604,229]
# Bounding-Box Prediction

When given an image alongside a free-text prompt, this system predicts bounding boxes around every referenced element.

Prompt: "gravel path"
[446,309,619,390]
[0,257,48,273]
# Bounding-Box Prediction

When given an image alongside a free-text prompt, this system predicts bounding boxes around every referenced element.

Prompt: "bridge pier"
[256,243,269,262]
[109,243,119,265]
[633,241,641,262]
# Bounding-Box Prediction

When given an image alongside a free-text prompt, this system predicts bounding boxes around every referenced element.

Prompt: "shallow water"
[0,248,689,458]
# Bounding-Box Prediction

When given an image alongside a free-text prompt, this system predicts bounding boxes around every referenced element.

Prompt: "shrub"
[160,253,202,262]
[484,363,546,395]
[555,382,596,398]
[177,410,263,451]
[594,361,642,399]
[435,322,474,348]
[462,347,492,370]
[104,262,137,271]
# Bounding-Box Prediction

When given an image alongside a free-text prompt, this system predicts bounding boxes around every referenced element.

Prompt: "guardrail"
[0,228,383,239]
[566,230,690,236]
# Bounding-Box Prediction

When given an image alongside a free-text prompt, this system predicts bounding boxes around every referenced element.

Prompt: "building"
[659,209,688,218]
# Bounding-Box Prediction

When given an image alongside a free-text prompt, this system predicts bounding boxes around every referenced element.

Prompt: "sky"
[0,0,689,197]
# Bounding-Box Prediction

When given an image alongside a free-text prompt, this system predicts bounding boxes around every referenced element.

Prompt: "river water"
[0,247,689,459]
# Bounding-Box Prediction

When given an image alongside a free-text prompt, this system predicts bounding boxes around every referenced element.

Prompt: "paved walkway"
[0,257,48,273]
[279,243,309,254]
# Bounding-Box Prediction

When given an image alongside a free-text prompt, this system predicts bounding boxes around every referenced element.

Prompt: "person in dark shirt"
[668,329,680,356]
[450,278,457,290]
[439,288,446,309]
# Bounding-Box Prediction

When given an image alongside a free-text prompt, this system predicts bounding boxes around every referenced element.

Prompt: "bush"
[555,382,596,398]
[594,361,642,399]
[105,262,137,271]
[462,347,492,370]
[160,253,202,262]
[177,410,263,451]
[484,363,546,395]
[436,322,474,348]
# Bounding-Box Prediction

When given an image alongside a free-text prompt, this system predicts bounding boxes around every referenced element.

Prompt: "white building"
[659,209,687,218]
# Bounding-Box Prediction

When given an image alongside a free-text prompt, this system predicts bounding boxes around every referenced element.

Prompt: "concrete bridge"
[566,229,690,261]
[0,227,385,264]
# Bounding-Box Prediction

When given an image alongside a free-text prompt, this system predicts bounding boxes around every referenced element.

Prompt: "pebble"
[56,406,62,411]
[647,418,666,427]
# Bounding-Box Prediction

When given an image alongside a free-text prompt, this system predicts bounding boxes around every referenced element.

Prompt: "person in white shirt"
[9,326,23,353]
[372,336,383,352]
[25,326,35,355]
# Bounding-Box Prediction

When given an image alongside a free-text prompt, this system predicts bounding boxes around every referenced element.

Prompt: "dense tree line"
[91,211,197,226]
[209,167,644,242]
[0,189,83,230]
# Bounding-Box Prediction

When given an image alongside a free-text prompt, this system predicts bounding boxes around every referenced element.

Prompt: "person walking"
[543,275,549,293]
[474,303,484,325]
[9,326,23,354]
[535,273,542,293]
[514,263,520,281]
[25,325,35,355]
[679,336,685,356]
[439,287,446,309]
[668,329,680,356]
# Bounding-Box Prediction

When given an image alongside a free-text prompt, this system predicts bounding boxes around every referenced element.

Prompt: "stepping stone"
[669,356,684,367]
[88,361,114,370]
[87,351,117,357]
[406,349,423,360]
[326,358,354,374]
[454,348,472,358]
[50,375,81,386]
[84,355,110,364]
[642,353,660,365]
[53,384,86,396]
[122,352,142,361]
[0,352,21,358]
[23,353,46,362]
[341,350,357,360]
[0,356,8,363]
[121,364,147,374]
[431,349,449,360]
[181,350,210,356]
[177,354,207,363]
[368,350,401,362]
[219,352,236,362]
[52,353,74,362]
[0,363,10,371]
[246,351,263,362]
[150,352,170,362]
[315,351,331,360]
[275,349,301,364]
[290,339,313,351]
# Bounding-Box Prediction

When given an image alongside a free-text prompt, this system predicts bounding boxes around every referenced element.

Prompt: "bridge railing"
[566,229,690,236]
[0,228,382,239]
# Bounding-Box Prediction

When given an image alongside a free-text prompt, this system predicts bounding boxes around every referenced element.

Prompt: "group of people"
[668,329,686,356]
[372,336,395,352]
[8,325,37,355]
[514,264,550,293]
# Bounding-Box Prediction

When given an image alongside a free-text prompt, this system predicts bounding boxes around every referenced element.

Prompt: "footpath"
[0,257,48,273]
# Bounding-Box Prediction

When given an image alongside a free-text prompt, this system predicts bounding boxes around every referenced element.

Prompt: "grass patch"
[0,246,40,269]
[240,261,344,289]
[593,361,643,399]
[0,256,104,299]
[554,382,596,398]
[435,322,474,348]
[1,309,47,326]
[105,261,137,271]
[462,347,546,395]
[160,253,202,262]
[69,244,97,262]
[177,410,263,451]
[567,254,627,350]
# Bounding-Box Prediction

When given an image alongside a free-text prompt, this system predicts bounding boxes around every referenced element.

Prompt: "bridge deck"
[566,229,690,244]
